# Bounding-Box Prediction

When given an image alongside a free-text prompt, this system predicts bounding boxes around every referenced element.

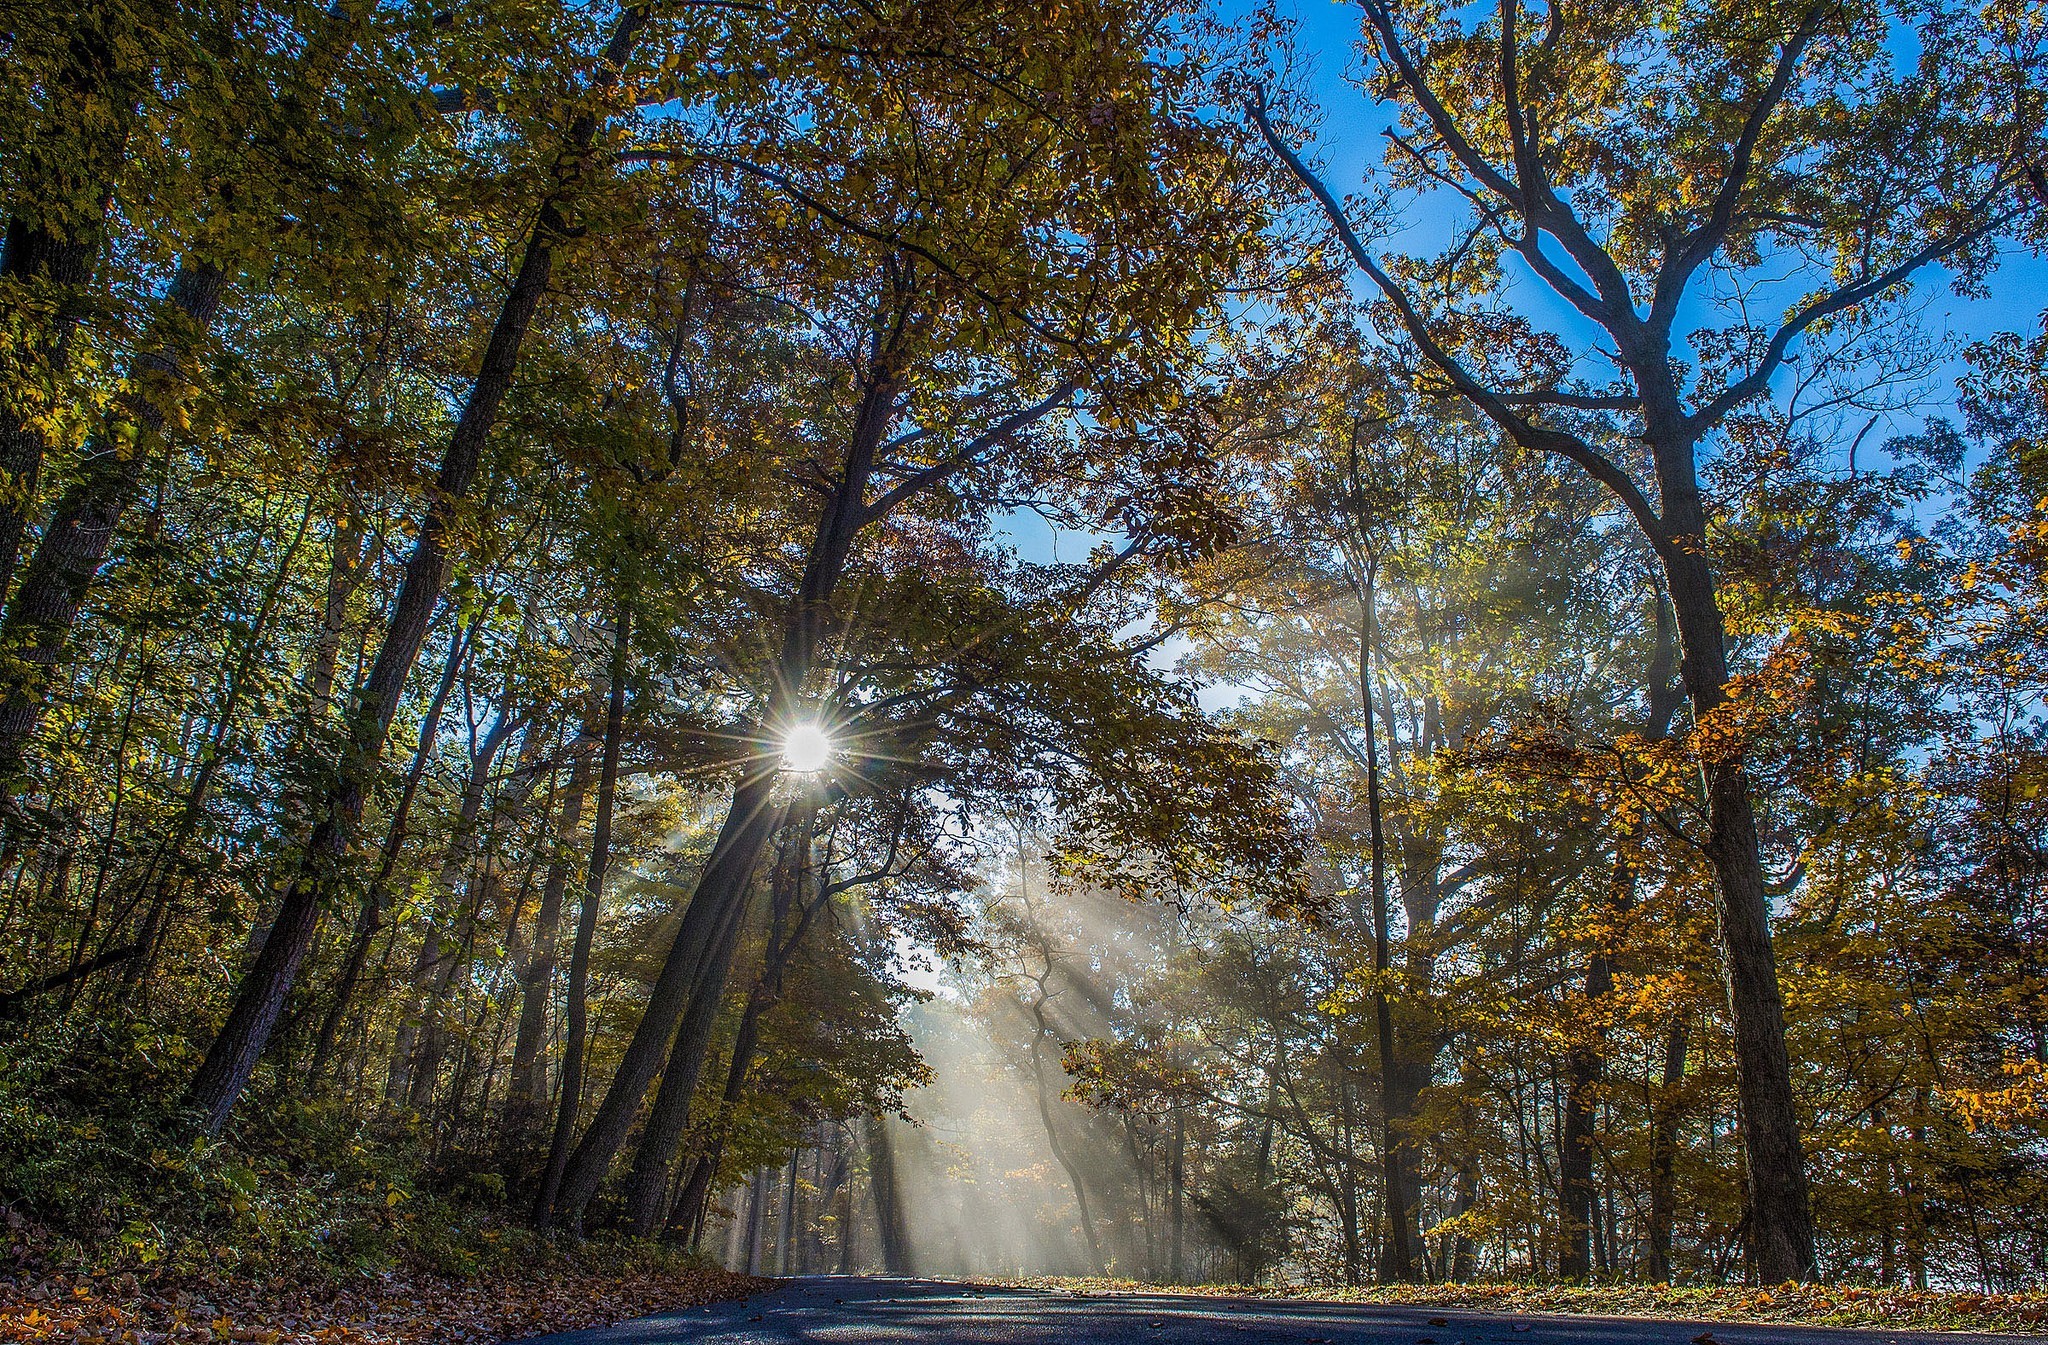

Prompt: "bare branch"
[1247,93,1668,548]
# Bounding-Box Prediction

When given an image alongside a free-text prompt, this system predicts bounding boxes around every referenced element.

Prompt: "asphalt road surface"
[524,1276,2035,1345]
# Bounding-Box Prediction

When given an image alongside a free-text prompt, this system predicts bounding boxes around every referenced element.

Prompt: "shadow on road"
[520,1276,2034,1345]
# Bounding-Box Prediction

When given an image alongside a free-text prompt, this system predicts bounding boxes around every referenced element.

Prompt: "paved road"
[524,1276,2034,1345]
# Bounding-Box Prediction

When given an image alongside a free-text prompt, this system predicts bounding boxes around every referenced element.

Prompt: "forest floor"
[992,1277,2048,1335]
[0,1256,768,1345]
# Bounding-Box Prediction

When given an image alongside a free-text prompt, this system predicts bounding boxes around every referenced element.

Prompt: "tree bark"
[777,1149,801,1274]
[176,7,647,1136]
[501,721,594,1142]
[534,600,631,1222]
[1647,1018,1689,1281]
[1658,538,1815,1283]
[867,1115,912,1274]
[1559,936,1613,1279]
[545,321,906,1229]
[619,844,758,1235]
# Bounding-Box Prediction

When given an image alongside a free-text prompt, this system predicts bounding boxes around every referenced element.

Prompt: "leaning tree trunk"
[668,1026,754,1246]
[619,851,758,1235]
[174,8,647,1137]
[624,797,818,1235]
[543,352,902,1230]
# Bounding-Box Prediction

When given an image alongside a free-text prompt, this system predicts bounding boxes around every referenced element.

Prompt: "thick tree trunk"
[619,854,757,1235]
[545,343,904,1229]
[546,765,778,1229]
[1659,540,1815,1283]
[626,798,821,1235]
[668,958,781,1246]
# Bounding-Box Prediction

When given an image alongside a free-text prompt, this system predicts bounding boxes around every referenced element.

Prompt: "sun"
[780,722,834,773]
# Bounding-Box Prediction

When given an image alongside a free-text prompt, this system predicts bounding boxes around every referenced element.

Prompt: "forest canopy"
[0,0,2044,1299]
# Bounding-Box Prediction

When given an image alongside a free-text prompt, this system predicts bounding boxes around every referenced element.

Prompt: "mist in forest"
[870,856,1198,1280]
[881,997,1107,1277]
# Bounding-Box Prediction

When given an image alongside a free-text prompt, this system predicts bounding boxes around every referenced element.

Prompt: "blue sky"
[1265,0,2046,429]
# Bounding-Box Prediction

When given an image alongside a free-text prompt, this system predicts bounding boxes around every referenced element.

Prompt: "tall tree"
[1251,0,2044,1278]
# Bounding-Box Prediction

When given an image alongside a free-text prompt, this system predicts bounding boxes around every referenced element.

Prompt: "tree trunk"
[743,1166,768,1275]
[534,601,631,1223]
[1559,940,1610,1280]
[836,1131,856,1271]
[501,727,594,1143]
[1355,555,1420,1284]
[1658,539,1816,1283]
[867,1115,912,1275]
[627,797,822,1235]
[619,853,757,1235]
[545,340,904,1229]
[177,8,648,1137]
[307,618,472,1079]
[669,954,782,1247]
[1170,1106,1186,1283]
[307,501,367,720]
[1646,1018,1689,1281]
